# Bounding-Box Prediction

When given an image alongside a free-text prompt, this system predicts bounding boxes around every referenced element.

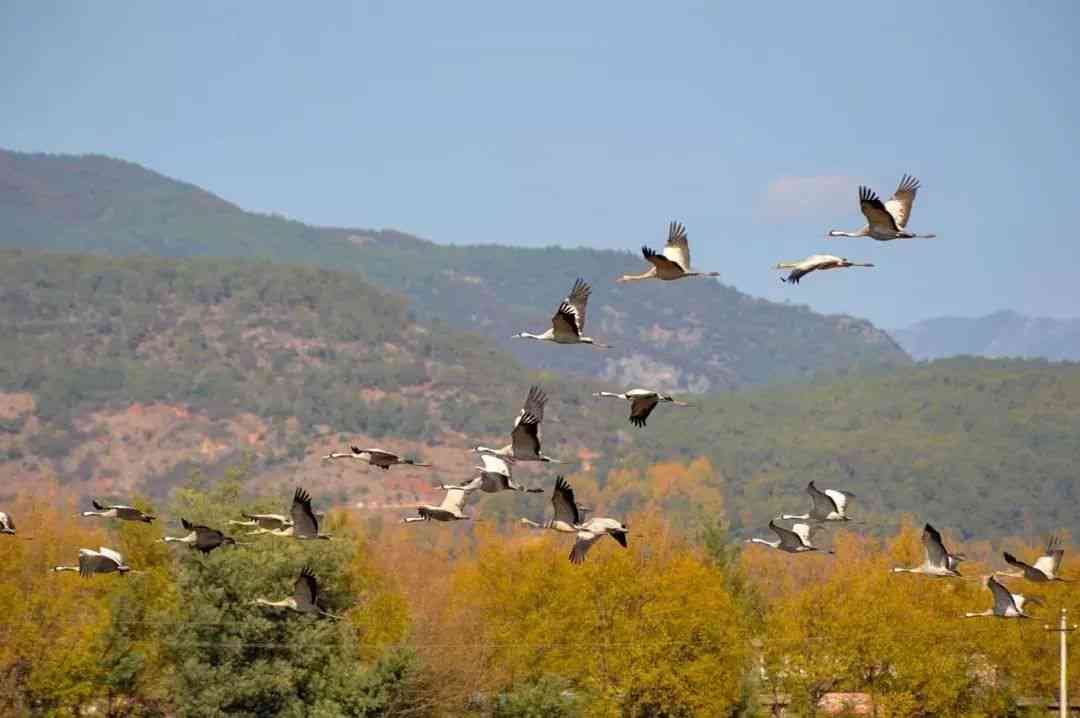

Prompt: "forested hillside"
[0,149,909,392]
[0,249,633,505]
[1,249,1078,538]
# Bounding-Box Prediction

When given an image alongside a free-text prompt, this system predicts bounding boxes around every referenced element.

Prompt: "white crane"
[401,486,472,523]
[592,389,691,428]
[746,519,832,554]
[781,481,856,523]
[569,517,629,565]
[997,536,1069,583]
[964,575,1043,619]
[0,511,15,535]
[519,477,628,563]
[617,221,720,282]
[82,499,156,523]
[161,518,237,554]
[775,254,874,284]
[828,176,937,241]
[229,513,292,534]
[892,523,966,577]
[512,279,610,347]
[253,566,341,619]
[264,488,331,539]
[475,385,562,462]
[322,447,431,470]
[519,476,587,534]
[440,453,544,494]
[53,547,131,577]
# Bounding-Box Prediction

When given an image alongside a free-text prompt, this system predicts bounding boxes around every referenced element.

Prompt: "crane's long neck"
[324,452,356,460]
[81,511,108,517]
[514,331,550,341]
[53,565,79,572]
[891,567,919,574]
[519,518,543,529]
[616,269,658,283]
[780,513,809,521]
[163,536,193,544]
[748,538,779,548]
[828,228,869,238]
[594,392,625,399]
[964,610,993,618]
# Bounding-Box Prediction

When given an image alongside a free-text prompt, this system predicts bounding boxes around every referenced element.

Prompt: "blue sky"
[3,2,1077,328]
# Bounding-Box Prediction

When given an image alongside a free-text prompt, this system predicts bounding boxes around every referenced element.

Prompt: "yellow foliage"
[440,513,751,717]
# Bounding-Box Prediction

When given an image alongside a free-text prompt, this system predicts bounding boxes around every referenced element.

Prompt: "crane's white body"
[782,481,856,523]
[746,520,830,554]
[593,389,690,428]
[892,523,965,577]
[776,255,873,284]
[476,385,562,462]
[618,221,720,282]
[442,454,544,494]
[514,279,609,347]
[229,513,293,534]
[264,488,331,539]
[161,518,235,554]
[323,447,430,470]
[402,487,472,523]
[81,500,156,523]
[828,176,937,241]
[520,477,628,563]
[997,536,1068,582]
[964,576,1041,619]
[0,511,14,534]
[254,567,340,619]
[54,547,130,577]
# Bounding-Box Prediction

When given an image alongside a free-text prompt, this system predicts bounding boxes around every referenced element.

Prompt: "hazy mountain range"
[891,311,1080,361]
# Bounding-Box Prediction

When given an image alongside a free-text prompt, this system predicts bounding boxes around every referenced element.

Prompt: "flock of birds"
[2,175,1056,622]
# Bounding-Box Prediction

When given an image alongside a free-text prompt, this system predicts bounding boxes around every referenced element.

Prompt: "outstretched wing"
[825,489,854,515]
[511,386,546,457]
[92,499,110,511]
[291,488,320,537]
[479,453,511,478]
[438,487,469,514]
[1033,535,1064,576]
[642,245,684,275]
[628,394,659,428]
[551,279,591,336]
[806,481,831,517]
[922,524,950,568]
[569,529,603,564]
[884,174,920,229]
[552,476,581,526]
[1003,551,1040,579]
[294,567,318,610]
[662,221,691,271]
[769,520,803,551]
[987,576,1020,615]
[859,186,901,233]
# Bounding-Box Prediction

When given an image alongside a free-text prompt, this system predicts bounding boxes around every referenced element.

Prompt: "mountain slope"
[1,249,1078,538]
[892,311,1080,361]
[0,248,633,504]
[0,149,909,392]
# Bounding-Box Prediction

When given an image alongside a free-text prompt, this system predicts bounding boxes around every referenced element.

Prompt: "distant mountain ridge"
[0,148,910,392]
[891,311,1080,361]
